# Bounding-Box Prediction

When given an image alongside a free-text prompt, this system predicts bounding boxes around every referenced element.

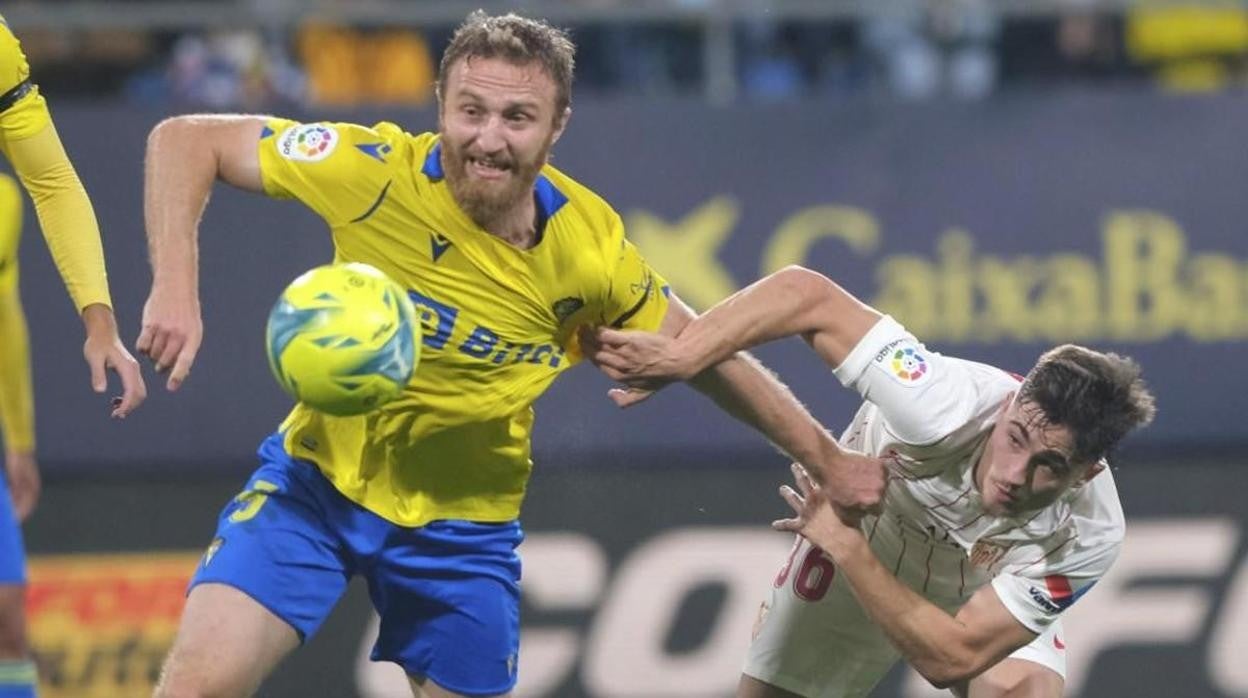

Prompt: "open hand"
[82,304,146,418]
[773,463,863,552]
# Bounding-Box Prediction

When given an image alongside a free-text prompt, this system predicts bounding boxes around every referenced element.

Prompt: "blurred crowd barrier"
[4,1,1248,107]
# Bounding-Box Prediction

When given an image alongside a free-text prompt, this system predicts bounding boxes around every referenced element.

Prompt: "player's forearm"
[689,351,841,468]
[676,266,875,376]
[144,117,218,296]
[0,290,35,452]
[4,125,112,311]
[827,533,990,688]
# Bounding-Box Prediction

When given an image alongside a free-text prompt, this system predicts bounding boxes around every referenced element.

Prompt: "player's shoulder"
[0,17,18,59]
[539,162,624,246]
[1070,465,1125,542]
[956,358,1023,402]
[265,117,417,158]
[0,16,29,94]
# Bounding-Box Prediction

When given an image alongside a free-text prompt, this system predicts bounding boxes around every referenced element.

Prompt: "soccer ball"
[265,263,419,416]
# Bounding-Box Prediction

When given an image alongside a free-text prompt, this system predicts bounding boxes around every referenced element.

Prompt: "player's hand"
[3,450,40,522]
[581,326,692,390]
[82,304,146,418]
[773,463,861,551]
[818,449,888,515]
[136,288,203,392]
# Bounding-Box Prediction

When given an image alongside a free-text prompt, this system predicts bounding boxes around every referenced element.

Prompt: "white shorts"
[743,536,1066,698]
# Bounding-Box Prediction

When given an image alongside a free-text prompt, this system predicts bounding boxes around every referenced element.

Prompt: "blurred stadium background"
[5,0,1248,696]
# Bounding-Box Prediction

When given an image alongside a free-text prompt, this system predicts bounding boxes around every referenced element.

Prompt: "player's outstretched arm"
[591,265,880,387]
[775,464,1038,688]
[603,293,887,513]
[138,115,266,391]
[3,126,147,417]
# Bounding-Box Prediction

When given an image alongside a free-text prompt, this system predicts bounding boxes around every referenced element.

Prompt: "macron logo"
[431,233,453,262]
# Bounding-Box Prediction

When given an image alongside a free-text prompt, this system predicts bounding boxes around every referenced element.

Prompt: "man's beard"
[442,140,548,229]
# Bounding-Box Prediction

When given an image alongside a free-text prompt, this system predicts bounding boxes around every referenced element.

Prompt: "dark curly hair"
[1019,344,1156,465]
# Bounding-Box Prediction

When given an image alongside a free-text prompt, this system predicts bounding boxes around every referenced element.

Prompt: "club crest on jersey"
[969,538,1008,571]
[876,340,931,386]
[552,297,585,325]
[279,124,338,162]
[431,233,453,262]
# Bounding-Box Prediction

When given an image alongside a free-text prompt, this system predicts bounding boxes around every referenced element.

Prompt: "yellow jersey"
[0,16,49,140]
[0,14,111,312]
[258,119,669,526]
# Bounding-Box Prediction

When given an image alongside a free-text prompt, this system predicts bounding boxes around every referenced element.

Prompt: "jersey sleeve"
[992,470,1124,633]
[831,315,979,445]
[257,118,398,226]
[0,18,51,141]
[604,236,669,332]
[0,19,110,312]
[991,556,1110,634]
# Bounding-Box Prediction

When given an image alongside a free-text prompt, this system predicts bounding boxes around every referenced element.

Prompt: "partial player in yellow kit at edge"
[0,14,147,698]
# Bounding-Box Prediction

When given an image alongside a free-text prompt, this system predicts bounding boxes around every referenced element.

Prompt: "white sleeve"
[831,315,978,445]
[992,471,1124,632]
[990,557,1113,633]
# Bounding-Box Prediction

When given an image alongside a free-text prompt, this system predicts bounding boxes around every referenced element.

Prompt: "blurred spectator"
[170,31,303,108]
[125,29,303,109]
[571,22,703,96]
[862,0,999,101]
[738,20,805,101]
[1125,5,1248,91]
[10,1,1248,106]
[296,24,435,106]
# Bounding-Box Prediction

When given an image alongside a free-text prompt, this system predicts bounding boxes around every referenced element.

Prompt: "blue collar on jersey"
[422,142,568,242]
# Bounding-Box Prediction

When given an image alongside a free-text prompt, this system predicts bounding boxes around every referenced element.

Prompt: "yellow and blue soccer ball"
[265,263,419,416]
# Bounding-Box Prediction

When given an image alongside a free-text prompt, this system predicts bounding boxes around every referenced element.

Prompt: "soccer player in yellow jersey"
[138,11,884,698]
[0,15,147,698]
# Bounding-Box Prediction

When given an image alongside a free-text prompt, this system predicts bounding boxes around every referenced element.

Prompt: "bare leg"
[0,584,36,694]
[154,583,300,698]
[737,673,808,698]
[408,674,511,698]
[967,658,1064,698]
[0,585,28,658]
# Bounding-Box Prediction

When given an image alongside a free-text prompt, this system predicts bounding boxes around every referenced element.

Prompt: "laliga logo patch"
[883,343,931,386]
[279,124,338,162]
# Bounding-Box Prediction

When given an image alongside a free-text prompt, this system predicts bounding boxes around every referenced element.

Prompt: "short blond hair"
[438,11,575,116]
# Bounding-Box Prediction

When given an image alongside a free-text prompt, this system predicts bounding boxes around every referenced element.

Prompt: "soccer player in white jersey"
[584,265,1155,698]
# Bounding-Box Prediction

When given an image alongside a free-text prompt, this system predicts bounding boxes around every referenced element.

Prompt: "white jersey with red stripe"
[743,315,1123,697]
